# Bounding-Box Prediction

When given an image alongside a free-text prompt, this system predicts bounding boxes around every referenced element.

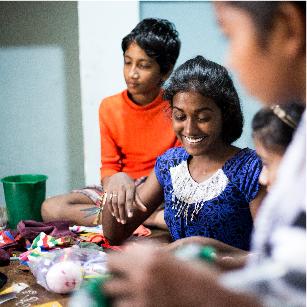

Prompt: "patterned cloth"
[19,232,73,263]
[155,147,262,250]
[0,231,15,248]
[72,185,104,206]
[30,232,71,250]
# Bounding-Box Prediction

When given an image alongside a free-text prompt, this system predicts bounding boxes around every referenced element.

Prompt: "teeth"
[184,136,205,143]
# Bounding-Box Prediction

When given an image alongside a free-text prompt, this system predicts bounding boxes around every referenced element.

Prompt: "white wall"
[78,1,139,185]
[0,2,84,204]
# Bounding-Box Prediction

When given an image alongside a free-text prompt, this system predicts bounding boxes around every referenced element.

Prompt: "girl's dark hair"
[122,18,181,75]
[227,1,306,49]
[164,55,243,144]
[252,102,305,152]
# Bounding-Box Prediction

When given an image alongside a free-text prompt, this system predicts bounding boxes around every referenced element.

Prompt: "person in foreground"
[102,55,265,251]
[104,2,306,306]
[41,18,181,229]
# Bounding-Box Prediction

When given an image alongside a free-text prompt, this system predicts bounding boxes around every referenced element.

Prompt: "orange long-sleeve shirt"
[99,90,180,179]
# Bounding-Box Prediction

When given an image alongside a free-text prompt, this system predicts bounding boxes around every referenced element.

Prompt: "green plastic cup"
[1,174,48,229]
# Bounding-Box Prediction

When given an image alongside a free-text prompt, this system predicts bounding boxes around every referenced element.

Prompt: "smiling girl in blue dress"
[102,55,266,250]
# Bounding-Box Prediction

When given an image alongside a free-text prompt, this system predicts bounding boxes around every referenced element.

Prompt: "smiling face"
[123,42,165,105]
[214,3,303,106]
[172,91,223,156]
[254,137,284,191]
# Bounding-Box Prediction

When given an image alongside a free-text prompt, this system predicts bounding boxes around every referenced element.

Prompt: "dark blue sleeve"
[225,149,262,204]
[240,150,262,203]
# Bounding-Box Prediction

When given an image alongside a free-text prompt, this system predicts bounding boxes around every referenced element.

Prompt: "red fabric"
[86,234,122,251]
[133,224,151,237]
[99,90,180,179]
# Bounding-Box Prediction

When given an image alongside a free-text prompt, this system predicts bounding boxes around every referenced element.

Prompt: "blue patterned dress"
[155,147,262,250]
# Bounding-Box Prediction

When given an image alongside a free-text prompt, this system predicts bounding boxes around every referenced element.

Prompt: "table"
[1,260,69,306]
[0,228,172,306]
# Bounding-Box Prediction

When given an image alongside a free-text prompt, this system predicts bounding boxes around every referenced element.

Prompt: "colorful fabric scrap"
[19,232,74,264]
[30,232,72,250]
[0,231,15,248]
